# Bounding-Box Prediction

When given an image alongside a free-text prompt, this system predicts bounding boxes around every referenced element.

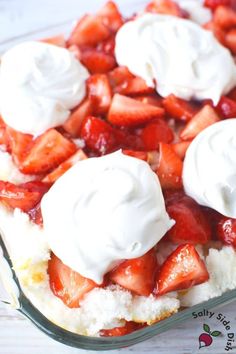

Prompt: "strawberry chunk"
[63,99,93,137]
[135,95,163,107]
[216,96,236,118]
[122,150,148,161]
[165,192,212,244]
[6,127,33,165]
[156,143,183,189]
[180,105,220,141]
[108,66,133,88]
[145,0,187,17]
[67,15,111,47]
[48,253,98,308]
[81,49,116,74]
[116,77,155,96]
[140,120,174,151]
[109,249,158,296]
[216,217,236,248]
[80,116,119,155]
[162,94,198,121]
[87,74,112,115]
[108,94,165,127]
[172,141,191,160]
[100,322,141,337]
[225,28,236,53]
[20,129,76,174]
[43,149,87,184]
[213,6,236,29]
[156,244,209,296]
[0,181,50,212]
[204,0,231,10]
[97,1,124,32]
[40,35,66,47]
[96,36,115,56]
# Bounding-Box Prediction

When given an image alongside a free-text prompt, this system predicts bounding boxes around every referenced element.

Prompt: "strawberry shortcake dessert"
[0,0,236,337]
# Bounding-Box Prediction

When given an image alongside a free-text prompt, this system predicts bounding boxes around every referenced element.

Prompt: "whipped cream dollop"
[0,41,89,136]
[183,119,236,218]
[175,0,211,24]
[41,151,174,283]
[115,14,236,105]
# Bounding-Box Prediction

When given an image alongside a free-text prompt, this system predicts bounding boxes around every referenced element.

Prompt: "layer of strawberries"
[1,0,236,337]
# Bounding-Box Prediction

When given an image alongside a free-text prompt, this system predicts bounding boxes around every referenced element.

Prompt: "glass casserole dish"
[0,0,236,350]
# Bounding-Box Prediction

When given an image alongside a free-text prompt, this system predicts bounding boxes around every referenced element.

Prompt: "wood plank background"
[0,0,235,353]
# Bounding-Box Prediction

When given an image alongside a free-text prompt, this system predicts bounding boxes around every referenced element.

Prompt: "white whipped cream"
[115,14,236,105]
[183,119,236,218]
[41,151,174,284]
[175,0,211,24]
[0,41,89,136]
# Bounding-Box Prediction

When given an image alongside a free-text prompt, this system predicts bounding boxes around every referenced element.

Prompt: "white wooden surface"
[0,1,236,353]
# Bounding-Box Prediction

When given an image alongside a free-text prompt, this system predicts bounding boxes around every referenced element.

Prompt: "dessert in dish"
[0,0,236,338]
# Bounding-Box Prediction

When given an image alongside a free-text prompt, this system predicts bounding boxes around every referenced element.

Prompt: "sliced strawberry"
[109,249,158,296]
[96,36,115,56]
[80,116,119,154]
[81,49,116,74]
[172,141,191,160]
[63,99,93,137]
[204,0,231,10]
[225,28,236,53]
[156,143,183,189]
[87,74,112,115]
[145,0,187,17]
[48,253,98,308]
[140,120,174,151]
[20,129,76,175]
[116,77,155,96]
[135,95,163,107]
[180,105,220,141]
[162,94,198,121]
[0,181,50,212]
[6,127,33,165]
[40,35,66,47]
[97,1,124,32]
[67,15,111,47]
[100,322,140,337]
[213,6,236,29]
[122,150,148,161]
[108,94,165,127]
[216,216,236,248]
[108,66,133,88]
[156,244,209,296]
[165,192,212,244]
[216,95,236,118]
[43,149,87,184]
[203,21,226,45]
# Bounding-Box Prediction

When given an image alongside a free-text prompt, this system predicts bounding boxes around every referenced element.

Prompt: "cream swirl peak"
[41,151,174,284]
[183,119,236,218]
[0,41,89,136]
[115,14,236,105]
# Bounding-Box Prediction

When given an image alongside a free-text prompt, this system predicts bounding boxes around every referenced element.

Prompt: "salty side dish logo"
[192,309,235,352]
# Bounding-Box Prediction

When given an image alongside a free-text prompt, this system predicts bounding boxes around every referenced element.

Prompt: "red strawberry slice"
[0,181,50,212]
[216,217,236,248]
[87,74,112,115]
[135,95,163,107]
[43,149,87,184]
[67,15,111,47]
[97,1,124,32]
[20,129,76,175]
[162,94,198,121]
[122,150,148,161]
[225,28,236,54]
[156,143,183,189]
[63,99,93,137]
[140,120,174,151]
[108,66,133,88]
[204,0,231,10]
[115,77,155,96]
[81,49,116,74]
[156,244,209,296]
[100,322,141,337]
[145,0,187,17]
[109,248,158,296]
[40,35,66,47]
[172,141,191,160]
[180,105,220,141]
[80,116,119,155]
[48,253,98,308]
[96,36,115,56]
[108,94,165,126]
[6,127,34,166]
[213,5,236,29]
[216,96,236,118]
[165,192,212,245]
